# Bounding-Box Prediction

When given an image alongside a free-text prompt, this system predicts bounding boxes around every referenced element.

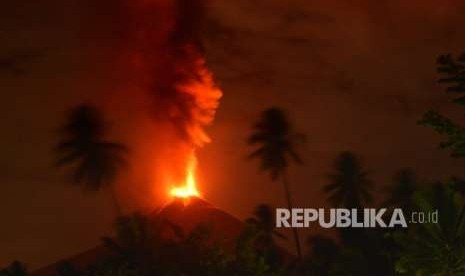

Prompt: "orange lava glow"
[167,57,222,201]
[170,154,200,199]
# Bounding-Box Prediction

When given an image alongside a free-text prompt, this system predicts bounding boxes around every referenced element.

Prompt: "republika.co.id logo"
[276,208,438,228]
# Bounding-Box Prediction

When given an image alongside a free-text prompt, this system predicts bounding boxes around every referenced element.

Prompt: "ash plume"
[127,0,222,148]
[92,0,223,205]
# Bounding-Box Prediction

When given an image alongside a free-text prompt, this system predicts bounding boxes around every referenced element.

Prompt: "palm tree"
[324,151,373,209]
[324,152,373,246]
[246,204,286,245]
[394,182,465,275]
[248,107,305,259]
[244,204,287,270]
[383,169,416,214]
[55,104,127,215]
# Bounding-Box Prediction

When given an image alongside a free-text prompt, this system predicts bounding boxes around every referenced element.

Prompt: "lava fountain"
[170,153,200,199]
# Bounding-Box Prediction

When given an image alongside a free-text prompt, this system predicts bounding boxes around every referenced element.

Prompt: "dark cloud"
[206,0,465,100]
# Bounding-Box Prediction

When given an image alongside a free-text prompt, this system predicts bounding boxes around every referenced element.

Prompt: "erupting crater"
[169,154,201,200]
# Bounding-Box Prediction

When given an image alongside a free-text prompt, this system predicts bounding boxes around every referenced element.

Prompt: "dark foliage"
[383,169,417,214]
[55,104,127,191]
[419,111,465,158]
[394,182,465,275]
[437,53,465,104]
[248,107,305,259]
[248,107,304,180]
[56,262,82,276]
[90,213,285,276]
[419,53,465,158]
[246,204,286,244]
[245,204,286,270]
[299,235,339,276]
[0,262,27,276]
[324,151,373,209]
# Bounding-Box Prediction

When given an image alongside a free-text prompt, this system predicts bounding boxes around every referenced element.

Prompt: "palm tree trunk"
[457,201,465,233]
[456,162,465,233]
[282,171,302,259]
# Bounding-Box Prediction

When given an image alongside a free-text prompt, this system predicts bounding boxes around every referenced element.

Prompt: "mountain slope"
[31,197,249,276]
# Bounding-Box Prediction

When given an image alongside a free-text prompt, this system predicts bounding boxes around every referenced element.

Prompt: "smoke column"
[108,0,222,207]
[128,0,221,146]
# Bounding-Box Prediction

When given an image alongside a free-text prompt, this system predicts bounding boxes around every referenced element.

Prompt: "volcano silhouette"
[155,197,245,247]
[32,197,255,276]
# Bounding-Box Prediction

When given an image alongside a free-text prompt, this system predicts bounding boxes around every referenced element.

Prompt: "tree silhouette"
[100,213,160,276]
[394,183,465,275]
[248,107,305,259]
[383,169,416,214]
[324,151,373,209]
[437,53,465,104]
[406,53,465,274]
[419,53,465,158]
[419,111,465,158]
[301,235,339,276]
[0,261,27,276]
[246,204,286,269]
[246,204,286,245]
[56,262,82,276]
[323,152,373,246]
[55,104,127,214]
[101,214,239,276]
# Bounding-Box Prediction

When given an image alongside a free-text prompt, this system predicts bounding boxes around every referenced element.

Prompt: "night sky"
[2,0,465,269]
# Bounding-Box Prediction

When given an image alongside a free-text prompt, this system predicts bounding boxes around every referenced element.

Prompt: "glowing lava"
[170,154,200,199]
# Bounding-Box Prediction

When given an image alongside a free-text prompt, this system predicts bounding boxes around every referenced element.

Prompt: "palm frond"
[55,104,127,192]
[247,107,305,180]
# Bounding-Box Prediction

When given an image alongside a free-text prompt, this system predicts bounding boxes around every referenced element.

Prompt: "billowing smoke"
[126,0,221,147]
[96,0,222,207]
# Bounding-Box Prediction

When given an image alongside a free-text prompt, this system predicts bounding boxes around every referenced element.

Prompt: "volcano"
[32,198,250,276]
[155,197,245,248]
